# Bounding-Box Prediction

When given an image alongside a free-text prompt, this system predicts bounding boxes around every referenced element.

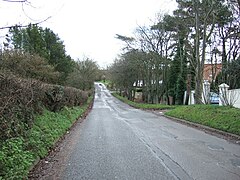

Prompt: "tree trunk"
[193,0,203,104]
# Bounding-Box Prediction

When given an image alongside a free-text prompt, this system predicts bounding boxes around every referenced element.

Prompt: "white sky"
[0,0,177,68]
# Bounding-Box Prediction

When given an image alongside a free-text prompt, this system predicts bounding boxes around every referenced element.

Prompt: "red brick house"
[203,64,222,82]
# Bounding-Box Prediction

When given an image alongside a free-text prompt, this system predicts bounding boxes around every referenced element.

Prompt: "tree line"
[110,0,240,105]
[1,24,99,90]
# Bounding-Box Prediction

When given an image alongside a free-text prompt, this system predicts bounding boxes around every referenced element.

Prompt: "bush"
[0,50,60,84]
[0,72,89,141]
[63,86,89,107]
[65,58,98,90]
[0,73,44,140]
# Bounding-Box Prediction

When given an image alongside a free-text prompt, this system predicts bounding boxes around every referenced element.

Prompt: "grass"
[26,105,87,159]
[0,96,93,180]
[165,105,240,136]
[112,93,174,110]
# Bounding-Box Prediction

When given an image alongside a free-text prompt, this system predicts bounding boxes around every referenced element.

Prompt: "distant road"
[61,83,240,180]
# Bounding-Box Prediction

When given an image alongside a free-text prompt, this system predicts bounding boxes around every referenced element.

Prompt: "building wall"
[203,64,222,82]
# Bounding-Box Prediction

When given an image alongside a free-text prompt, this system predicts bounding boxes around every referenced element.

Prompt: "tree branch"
[0,16,51,30]
[2,0,28,2]
[137,25,157,53]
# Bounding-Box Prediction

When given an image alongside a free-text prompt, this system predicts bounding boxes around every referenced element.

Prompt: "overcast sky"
[0,0,177,67]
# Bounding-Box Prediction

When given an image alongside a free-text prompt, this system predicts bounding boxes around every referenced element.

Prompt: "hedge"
[0,72,89,141]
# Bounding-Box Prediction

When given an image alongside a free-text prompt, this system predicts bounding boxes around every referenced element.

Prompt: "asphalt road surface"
[62,83,240,180]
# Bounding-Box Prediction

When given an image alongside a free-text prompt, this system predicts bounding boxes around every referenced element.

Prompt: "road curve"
[62,83,240,180]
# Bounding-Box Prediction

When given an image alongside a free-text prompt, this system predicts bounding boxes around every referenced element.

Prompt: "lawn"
[165,105,240,136]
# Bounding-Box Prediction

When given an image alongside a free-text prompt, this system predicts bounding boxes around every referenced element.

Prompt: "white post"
[203,80,210,104]
[219,83,229,106]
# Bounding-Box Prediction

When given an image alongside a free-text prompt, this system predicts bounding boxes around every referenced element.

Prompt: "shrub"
[0,50,60,84]
[0,72,90,141]
[0,73,44,140]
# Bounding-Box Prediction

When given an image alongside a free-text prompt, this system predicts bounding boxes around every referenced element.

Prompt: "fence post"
[219,83,229,106]
[203,80,210,104]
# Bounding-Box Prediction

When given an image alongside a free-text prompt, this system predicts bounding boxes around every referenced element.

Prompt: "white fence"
[221,88,240,108]
[184,82,240,109]
[230,89,240,108]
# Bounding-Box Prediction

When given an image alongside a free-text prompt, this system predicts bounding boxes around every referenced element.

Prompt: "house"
[184,64,222,105]
[203,64,222,82]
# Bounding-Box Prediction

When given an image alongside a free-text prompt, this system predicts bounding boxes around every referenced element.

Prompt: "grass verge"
[0,96,93,180]
[165,105,240,136]
[112,93,174,110]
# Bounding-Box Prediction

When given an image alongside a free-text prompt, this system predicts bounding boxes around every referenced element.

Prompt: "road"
[62,83,240,180]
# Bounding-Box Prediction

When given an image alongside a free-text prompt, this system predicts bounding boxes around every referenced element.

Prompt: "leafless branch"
[0,16,51,30]
[20,0,40,21]
[2,0,28,3]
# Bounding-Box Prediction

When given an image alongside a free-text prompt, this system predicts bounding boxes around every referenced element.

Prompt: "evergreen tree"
[8,24,74,84]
